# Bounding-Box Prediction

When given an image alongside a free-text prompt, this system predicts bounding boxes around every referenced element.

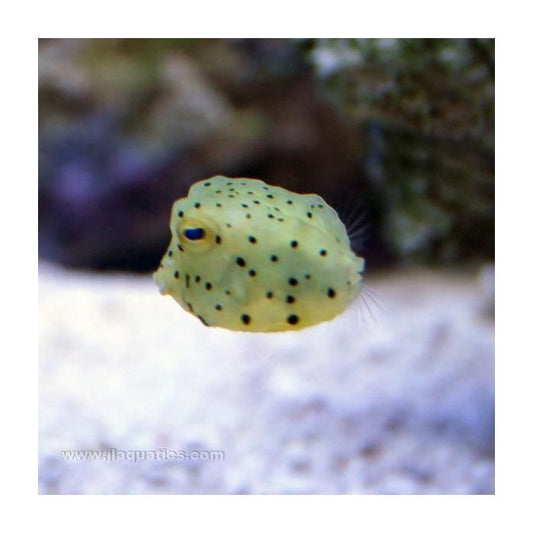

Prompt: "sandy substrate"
[38,263,494,494]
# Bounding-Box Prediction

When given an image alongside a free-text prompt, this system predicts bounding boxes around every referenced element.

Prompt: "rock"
[304,38,495,264]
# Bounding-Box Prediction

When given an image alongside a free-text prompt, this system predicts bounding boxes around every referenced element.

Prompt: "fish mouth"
[152,269,167,295]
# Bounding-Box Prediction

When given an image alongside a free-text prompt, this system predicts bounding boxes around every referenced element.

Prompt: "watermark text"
[60,448,225,463]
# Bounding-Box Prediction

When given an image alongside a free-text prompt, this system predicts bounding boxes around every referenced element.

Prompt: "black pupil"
[184,228,205,240]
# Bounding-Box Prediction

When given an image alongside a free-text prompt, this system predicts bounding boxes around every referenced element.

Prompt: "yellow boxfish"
[153,176,365,332]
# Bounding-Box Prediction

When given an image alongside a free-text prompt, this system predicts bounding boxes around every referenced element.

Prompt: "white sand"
[39,263,494,494]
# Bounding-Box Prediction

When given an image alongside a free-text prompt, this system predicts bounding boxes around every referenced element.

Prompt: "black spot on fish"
[287,314,299,325]
[241,314,251,325]
[236,257,246,267]
[328,288,336,298]
[288,277,298,286]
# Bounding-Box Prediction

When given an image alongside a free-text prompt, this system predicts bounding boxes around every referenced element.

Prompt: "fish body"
[153,176,365,332]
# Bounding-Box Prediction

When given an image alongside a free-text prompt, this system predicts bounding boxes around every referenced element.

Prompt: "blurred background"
[38,38,494,494]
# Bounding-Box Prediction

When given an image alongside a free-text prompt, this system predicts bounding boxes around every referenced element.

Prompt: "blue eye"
[184,228,206,241]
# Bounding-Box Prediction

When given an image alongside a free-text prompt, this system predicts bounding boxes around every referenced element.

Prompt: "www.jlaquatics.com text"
[60,448,225,463]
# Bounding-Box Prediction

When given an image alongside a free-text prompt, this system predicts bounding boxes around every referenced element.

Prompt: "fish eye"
[183,227,206,241]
